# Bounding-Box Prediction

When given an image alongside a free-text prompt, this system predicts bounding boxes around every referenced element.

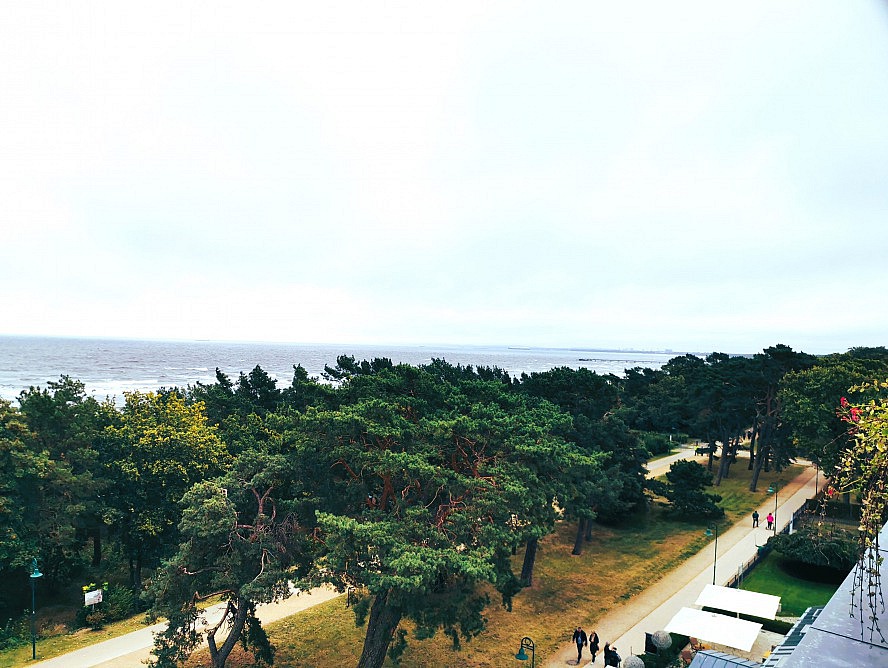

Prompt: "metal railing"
[724,504,808,589]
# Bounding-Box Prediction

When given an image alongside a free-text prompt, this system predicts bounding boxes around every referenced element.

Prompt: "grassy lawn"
[184,461,807,667]
[739,551,842,617]
[0,613,156,668]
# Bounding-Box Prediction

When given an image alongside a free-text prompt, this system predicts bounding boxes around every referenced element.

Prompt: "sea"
[0,336,683,405]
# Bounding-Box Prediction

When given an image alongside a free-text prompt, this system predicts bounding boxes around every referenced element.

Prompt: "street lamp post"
[767,483,779,536]
[516,636,535,667]
[705,524,719,585]
[29,558,42,660]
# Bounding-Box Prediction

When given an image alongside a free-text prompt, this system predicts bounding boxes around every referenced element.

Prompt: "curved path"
[544,455,818,666]
[32,447,817,667]
[31,586,340,668]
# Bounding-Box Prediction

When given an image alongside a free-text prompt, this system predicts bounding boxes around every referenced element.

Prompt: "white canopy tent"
[694,584,780,620]
[664,607,763,652]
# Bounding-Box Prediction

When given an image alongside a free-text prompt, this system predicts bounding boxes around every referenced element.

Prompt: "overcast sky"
[2,1,887,355]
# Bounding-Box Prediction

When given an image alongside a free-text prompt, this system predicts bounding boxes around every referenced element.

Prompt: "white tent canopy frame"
[664,607,763,652]
[694,584,780,620]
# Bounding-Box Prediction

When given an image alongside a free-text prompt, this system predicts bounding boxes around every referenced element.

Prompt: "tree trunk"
[715,430,734,485]
[129,554,137,590]
[91,528,102,567]
[357,590,403,668]
[749,441,770,491]
[208,597,249,668]
[521,537,538,586]
[584,520,593,542]
[135,550,143,591]
[747,422,758,470]
[572,518,587,556]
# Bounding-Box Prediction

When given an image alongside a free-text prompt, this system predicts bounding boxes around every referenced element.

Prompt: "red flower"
[850,407,860,422]
[840,396,848,407]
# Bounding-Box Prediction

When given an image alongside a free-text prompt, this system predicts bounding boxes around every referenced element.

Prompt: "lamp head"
[29,558,42,579]
[516,636,534,661]
[767,485,775,494]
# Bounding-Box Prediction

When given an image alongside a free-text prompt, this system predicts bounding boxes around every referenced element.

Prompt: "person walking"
[572,626,588,664]
[603,641,621,666]
[766,512,774,530]
[752,510,759,527]
[589,629,600,663]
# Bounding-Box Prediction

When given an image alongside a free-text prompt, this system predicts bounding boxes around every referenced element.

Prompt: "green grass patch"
[0,613,157,668]
[739,551,841,617]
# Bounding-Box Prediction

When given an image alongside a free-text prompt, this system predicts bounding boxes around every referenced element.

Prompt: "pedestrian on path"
[766,512,774,530]
[603,641,621,666]
[573,626,588,664]
[589,629,600,663]
[752,510,759,527]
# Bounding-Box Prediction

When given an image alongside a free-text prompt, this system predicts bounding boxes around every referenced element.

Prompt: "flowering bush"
[831,380,888,639]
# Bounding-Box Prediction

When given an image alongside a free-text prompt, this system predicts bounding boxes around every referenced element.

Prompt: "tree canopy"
[279,363,601,668]
[5,343,888,667]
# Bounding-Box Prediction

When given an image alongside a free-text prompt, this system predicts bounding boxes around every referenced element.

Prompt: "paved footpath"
[27,446,699,667]
[32,447,817,668]
[32,586,340,668]
[545,454,818,666]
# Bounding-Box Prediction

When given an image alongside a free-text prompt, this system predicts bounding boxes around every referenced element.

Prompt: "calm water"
[0,336,682,403]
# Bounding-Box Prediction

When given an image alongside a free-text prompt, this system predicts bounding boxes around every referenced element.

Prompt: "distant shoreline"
[0,334,702,357]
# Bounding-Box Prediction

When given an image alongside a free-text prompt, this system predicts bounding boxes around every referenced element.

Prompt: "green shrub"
[769,524,857,572]
[0,613,29,650]
[85,609,106,630]
[105,584,136,621]
[72,582,136,630]
[660,460,724,519]
[637,431,674,457]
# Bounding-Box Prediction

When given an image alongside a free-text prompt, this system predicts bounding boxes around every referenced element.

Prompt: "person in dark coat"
[572,626,588,664]
[589,629,600,663]
[603,641,621,666]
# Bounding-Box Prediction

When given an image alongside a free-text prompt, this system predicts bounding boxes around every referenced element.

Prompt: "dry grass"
[201,461,806,667]
[197,512,719,666]
[4,460,804,668]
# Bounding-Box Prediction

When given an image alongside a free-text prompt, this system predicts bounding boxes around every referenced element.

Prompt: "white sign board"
[84,588,103,606]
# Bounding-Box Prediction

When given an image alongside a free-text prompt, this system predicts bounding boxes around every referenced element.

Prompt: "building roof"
[767,521,888,666]
[761,606,822,667]
[689,649,761,667]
